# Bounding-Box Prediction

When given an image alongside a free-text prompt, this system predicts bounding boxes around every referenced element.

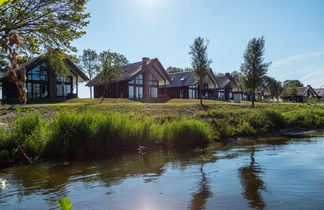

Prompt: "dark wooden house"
[314,88,324,102]
[159,70,219,100]
[281,85,318,103]
[215,73,242,102]
[0,56,89,102]
[86,57,172,101]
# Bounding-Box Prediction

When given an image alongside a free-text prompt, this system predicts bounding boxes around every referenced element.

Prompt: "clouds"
[270,51,324,87]
[272,51,324,68]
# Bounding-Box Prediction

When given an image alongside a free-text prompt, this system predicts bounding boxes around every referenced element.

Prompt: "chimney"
[142,57,150,69]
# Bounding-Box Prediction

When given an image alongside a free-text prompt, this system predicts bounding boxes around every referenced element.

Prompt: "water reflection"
[189,163,212,210]
[239,147,266,210]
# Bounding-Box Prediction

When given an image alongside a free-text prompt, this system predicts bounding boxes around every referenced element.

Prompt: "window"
[189,85,197,99]
[128,74,143,99]
[129,86,134,99]
[27,63,48,81]
[26,63,49,99]
[149,74,158,98]
[56,74,73,97]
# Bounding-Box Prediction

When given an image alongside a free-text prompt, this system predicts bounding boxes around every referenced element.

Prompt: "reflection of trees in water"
[239,147,266,210]
[189,163,213,210]
[6,149,217,208]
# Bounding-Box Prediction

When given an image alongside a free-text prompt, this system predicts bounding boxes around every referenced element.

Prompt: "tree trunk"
[100,85,107,103]
[251,89,255,107]
[199,84,204,108]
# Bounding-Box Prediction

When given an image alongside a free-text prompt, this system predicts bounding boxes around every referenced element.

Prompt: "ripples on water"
[0,131,324,210]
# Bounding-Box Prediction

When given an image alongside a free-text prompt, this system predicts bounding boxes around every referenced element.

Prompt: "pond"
[0,131,324,210]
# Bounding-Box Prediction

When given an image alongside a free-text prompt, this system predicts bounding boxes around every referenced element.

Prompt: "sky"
[73,0,324,98]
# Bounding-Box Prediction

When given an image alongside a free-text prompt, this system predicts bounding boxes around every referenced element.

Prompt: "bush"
[284,109,324,129]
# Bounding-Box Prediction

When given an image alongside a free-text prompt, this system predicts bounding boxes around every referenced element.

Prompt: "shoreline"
[1,129,323,170]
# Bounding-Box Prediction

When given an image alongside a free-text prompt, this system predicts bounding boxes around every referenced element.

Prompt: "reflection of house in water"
[239,147,266,210]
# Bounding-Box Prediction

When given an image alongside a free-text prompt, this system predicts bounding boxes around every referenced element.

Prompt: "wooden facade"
[0,57,89,102]
[88,58,172,100]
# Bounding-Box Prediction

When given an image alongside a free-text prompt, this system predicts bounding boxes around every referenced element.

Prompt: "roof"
[163,71,197,88]
[215,73,241,92]
[162,69,219,89]
[86,58,171,87]
[314,88,324,96]
[214,75,230,89]
[0,56,90,82]
[281,86,318,97]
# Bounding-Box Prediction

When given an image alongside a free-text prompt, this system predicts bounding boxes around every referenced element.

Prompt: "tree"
[264,76,282,101]
[240,37,271,107]
[98,51,128,103]
[0,0,90,103]
[189,37,212,107]
[283,80,304,89]
[80,49,99,98]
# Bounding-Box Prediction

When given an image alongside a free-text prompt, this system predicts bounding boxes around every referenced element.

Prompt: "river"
[0,131,324,210]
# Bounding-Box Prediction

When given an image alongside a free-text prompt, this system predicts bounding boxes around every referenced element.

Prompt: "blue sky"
[73,0,324,98]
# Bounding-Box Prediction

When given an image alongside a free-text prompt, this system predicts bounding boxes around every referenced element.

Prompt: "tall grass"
[44,112,214,156]
[0,104,323,167]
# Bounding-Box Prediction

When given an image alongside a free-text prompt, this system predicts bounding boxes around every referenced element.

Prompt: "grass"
[0,99,323,168]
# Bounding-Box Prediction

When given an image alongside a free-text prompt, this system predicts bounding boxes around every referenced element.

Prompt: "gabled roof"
[0,56,89,82]
[163,69,218,89]
[86,58,171,87]
[163,71,196,88]
[281,86,318,97]
[214,75,230,89]
[314,88,324,96]
[215,73,241,91]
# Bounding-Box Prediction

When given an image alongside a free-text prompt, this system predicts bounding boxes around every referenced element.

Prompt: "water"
[0,131,324,210]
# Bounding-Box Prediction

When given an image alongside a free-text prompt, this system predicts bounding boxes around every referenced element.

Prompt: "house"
[87,57,172,101]
[281,85,318,103]
[215,73,242,102]
[159,69,219,99]
[314,88,324,102]
[0,56,89,102]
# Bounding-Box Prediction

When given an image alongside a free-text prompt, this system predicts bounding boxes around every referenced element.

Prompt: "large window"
[128,74,143,99]
[189,85,198,99]
[56,75,72,97]
[149,74,158,98]
[26,63,49,99]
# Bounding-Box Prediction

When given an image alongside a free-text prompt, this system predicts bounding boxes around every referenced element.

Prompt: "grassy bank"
[0,100,323,167]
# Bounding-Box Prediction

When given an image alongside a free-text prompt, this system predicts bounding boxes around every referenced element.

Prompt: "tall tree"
[240,37,271,107]
[80,49,99,98]
[189,37,212,107]
[283,80,304,89]
[98,51,128,103]
[0,0,90,103]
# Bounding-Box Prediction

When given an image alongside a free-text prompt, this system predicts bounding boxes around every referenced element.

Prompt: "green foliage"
[0,0,90,54]
[0,103,323,167]
[12,114,47,156]
[240,37,271,106]
[58,198,72,210]
[283,80,304,89]
[284,109,324,129]
[189,37,212,105]
[80,49,99,98]
[45,49,70,79]
[162,120,213,148]
[98,51,129,83]
[263,76,283,100]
